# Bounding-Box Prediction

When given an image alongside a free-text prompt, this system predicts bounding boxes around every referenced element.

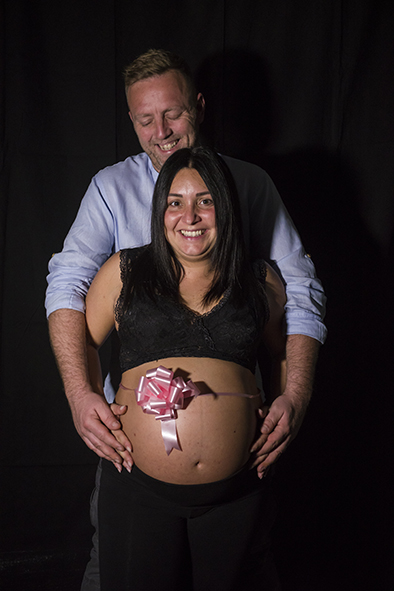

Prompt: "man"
[46,49,326,590]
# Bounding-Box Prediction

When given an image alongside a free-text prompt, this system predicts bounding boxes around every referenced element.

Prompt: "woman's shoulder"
[118,245,150,276]
[93,251,121,282]
[90,247,147,294]
[264,262,286,309]
[251,259,286,306]
[86,252,122,311]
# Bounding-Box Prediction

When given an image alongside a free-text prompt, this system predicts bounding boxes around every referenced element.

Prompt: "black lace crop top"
[115,248,269,374]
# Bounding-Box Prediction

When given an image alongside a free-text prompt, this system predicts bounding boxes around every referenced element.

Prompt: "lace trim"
[177,286,232,320]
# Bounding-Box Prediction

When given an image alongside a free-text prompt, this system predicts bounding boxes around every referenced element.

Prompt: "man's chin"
[148,140,188,172]
[147,152,164,172]
[150,145,181,171]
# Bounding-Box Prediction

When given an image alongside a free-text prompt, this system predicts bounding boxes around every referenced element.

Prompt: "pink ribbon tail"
[161,420,181,455]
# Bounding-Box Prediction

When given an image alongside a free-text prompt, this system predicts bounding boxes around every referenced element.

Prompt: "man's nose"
[154,116,171,139]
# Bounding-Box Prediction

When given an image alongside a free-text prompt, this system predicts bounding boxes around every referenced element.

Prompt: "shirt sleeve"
[226,156,327,344]
[45,175,115,317]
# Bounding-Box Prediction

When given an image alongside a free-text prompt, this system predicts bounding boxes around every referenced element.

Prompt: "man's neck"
[147,155,159,183]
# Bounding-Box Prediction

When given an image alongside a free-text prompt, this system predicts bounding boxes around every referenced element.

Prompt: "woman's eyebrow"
[167,191,211,198]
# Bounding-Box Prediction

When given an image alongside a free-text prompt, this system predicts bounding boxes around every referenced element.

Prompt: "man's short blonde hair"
[123,48,196,100]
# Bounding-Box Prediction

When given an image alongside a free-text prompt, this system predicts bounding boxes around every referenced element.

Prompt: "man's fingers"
[255,444,286,474]
[81,433,124,464]
[251,422,288,455]
[250,453,268,469]
[250,432,268,454]
[112,429,132,453]
[260,409,283,435]
[84,415,126,450]
[258,430,290,458]
[96,407,122,432]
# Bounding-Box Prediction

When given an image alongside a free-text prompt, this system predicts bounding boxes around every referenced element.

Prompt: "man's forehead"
[127,71,193,109]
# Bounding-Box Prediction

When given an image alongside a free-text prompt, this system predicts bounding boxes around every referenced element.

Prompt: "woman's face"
[164,167,217,264]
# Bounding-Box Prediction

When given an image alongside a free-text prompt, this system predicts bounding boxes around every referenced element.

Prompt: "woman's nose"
[182,203,201,224]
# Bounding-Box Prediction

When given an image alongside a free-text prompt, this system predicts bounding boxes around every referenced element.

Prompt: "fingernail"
[115,463,122,473]
[126,462,132,473]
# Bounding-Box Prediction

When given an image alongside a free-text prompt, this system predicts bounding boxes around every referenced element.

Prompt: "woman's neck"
[178,262,217,314]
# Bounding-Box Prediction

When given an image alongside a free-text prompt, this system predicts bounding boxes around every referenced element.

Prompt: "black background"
[1,1,393,589]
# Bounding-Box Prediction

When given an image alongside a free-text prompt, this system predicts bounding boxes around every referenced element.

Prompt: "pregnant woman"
[85,147,286,591]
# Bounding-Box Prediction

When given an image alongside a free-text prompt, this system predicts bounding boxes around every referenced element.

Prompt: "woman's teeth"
[180,230,204,237]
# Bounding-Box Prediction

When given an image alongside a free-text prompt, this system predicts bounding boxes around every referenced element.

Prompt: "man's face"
[127,70,205,172]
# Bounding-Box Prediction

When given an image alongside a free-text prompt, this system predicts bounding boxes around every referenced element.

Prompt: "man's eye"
[166,111,182,120]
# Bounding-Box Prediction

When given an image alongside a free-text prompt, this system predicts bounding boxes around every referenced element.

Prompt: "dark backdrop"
[1,1,393,590]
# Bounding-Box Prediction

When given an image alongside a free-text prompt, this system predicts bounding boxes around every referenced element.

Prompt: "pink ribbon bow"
[135,365,200,455]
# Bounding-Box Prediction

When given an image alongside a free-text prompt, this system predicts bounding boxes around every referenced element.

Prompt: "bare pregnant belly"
[115,358,261,484]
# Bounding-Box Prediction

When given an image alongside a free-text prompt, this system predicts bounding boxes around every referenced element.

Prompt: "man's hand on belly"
[69,390,133,472]
[249,393,307,478]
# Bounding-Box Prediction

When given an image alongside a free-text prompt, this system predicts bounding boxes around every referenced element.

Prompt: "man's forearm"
[251,334,320,474]
[48,308,132,466]
[48,308,92,401]
[284,333,320,408]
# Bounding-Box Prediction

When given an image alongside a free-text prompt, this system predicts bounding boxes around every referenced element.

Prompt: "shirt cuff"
[285,310,327,344]
[45,292,86,318]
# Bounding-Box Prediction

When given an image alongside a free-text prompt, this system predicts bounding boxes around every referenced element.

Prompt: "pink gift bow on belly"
[135,365,200,455]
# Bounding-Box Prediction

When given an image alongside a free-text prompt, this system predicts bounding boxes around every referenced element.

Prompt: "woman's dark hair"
[122,147,259,309]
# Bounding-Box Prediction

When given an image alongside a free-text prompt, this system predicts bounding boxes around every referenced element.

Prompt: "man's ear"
[196,93,205,125]
[128,111,133,123]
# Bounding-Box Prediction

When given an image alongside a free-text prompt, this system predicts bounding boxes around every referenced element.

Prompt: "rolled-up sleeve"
[226,156,327,344]
[274,247,327,342]
[45,175,115,317]
[251,169,327,344]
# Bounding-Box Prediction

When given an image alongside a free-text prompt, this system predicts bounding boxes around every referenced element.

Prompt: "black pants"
[98,460,281,591]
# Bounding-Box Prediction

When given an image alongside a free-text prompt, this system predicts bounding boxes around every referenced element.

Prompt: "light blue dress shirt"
[45,152,327,343]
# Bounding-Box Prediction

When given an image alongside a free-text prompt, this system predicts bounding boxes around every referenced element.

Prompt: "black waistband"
[102,459,270,509]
